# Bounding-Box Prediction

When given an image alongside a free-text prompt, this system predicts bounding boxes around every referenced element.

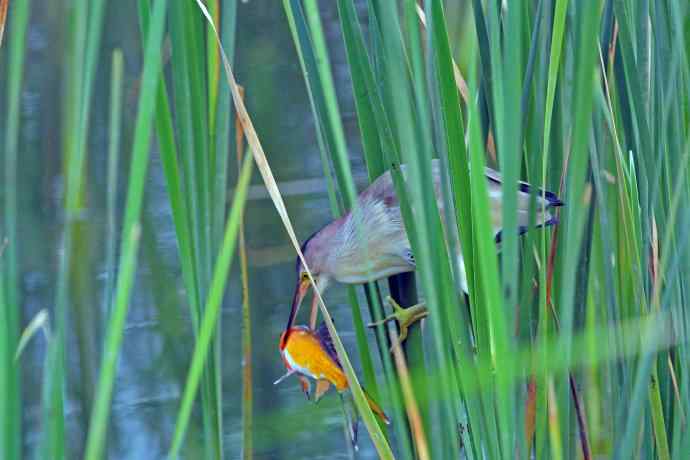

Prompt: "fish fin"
[315,322,342,368]
[314,379,331,403]
[298,375,312,400]
[273,369,295,385]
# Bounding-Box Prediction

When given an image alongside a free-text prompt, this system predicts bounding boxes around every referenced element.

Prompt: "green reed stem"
[168,153,253,458]
[103,49,124,319]
[1,1,30,458]
[83,1,167,457]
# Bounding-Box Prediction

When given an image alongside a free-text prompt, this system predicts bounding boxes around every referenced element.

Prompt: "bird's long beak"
[286,278,310,332]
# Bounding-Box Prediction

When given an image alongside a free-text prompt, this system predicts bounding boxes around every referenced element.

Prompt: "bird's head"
[285,231,331,332]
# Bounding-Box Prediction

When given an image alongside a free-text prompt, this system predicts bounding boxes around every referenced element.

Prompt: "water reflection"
[14,0,382,458]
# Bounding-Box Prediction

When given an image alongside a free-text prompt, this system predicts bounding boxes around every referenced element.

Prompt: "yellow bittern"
[287,159,562,341]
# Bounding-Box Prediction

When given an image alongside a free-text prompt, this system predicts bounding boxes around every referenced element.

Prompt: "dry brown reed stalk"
[0,0,9,48]
[389,328,430,460]
[235,84,254,460]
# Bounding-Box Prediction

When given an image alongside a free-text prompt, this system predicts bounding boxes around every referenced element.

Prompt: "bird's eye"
[301,272,310,282]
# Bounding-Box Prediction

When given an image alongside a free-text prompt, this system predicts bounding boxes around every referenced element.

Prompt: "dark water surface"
[8,1,381,458]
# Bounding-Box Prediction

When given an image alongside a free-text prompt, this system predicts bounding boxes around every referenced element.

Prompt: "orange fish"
[276,323,390,446]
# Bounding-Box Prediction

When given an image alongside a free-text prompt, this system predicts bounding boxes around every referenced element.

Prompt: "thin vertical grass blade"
[213,0,238,249]
[374,2,465,458]
[168,4,223,453]
[396,7,435,437]
[136,0,201,331]
[1,0,30,458]
[206,0,220,140]
[103,49,124,318]
[535,0,569,456]
[466,48,510,460]
[236,93,254,460]
[425,2,487,458]
[82,1,168,457]
[168,154,254,458]
[336,0,399,164]
[47,0,108,454]
[139,0,224,454]
[486,0,523,455]
[295,0,357,204]
[553,0,602,449]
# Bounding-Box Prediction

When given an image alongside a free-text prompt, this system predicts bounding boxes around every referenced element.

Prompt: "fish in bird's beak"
[277,325,345,403]
[277,323,391,443]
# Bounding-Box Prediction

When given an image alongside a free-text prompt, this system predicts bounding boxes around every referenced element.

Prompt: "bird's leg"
[368,296,428,352]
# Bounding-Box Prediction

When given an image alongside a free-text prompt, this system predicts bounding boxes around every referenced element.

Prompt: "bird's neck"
[308,213,353,276]
[319,211,375,283]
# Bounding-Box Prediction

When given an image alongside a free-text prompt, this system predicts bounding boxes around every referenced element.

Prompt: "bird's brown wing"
[358,168,399,209]
[359,160,449,209]
[358,161,562,252]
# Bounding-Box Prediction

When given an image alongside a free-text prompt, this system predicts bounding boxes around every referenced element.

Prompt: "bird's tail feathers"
[495,213,560,244]
[518,182,564,208]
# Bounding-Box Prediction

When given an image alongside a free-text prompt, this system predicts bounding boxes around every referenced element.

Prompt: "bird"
[275,322,391,449]
[286,158,563,341]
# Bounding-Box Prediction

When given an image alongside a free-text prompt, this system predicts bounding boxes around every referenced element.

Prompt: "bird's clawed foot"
[368,296,428,352]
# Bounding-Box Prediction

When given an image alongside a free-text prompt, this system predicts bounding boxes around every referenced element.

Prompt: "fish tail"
[339,393,360,451]
[363,388,391,425]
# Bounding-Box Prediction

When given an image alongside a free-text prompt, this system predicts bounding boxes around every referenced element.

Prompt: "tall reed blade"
[1,0,30,458]
[168,153,253,457]
[82,1,168,457]
[103,48,124,328]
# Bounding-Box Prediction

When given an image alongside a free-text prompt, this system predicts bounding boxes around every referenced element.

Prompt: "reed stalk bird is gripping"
[287,159,563,342]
